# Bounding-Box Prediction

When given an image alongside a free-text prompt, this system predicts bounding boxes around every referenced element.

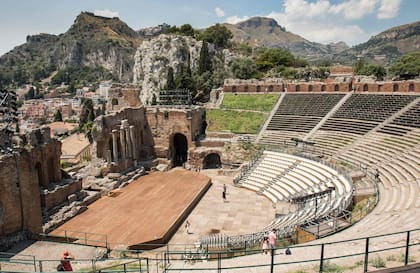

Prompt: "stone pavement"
[167,169,275,250]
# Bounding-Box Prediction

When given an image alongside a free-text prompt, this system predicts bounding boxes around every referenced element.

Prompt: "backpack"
[285,248,292,255]
[57,263,64,271]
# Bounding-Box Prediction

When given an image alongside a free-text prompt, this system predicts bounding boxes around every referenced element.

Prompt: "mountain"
[224,17,349,62]
[335,21,420,65]
[0,12,142,84]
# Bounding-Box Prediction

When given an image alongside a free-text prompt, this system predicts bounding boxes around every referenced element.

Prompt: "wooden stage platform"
[50,169,211,249]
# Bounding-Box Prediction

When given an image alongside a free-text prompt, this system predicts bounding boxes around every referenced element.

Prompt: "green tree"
[256,48,296,71]
[198,41,212,74]
[179,24,195,37]
[175,66,194,91]
[165,67,175,90]
[389,52,420,79]
[24,87,35,100]
[54,109,63,122]
[199,24,232,48]
[79,99,94,128]
[231,58,260,79]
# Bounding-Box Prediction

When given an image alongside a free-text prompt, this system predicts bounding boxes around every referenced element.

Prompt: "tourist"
[60,251,74,271]
[185,220,191,234]
[268,229,277,250]
[222,189,226,202]
[223,184,227,195]
[261,236,269,254]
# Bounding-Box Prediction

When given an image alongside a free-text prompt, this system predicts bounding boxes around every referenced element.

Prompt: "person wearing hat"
[60,251,75,271]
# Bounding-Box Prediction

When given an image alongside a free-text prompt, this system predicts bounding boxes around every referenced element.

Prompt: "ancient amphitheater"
[2,87,420,273]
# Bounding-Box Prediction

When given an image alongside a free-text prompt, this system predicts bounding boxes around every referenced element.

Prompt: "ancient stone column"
[129,125,137,160]
[106,149,112,163]
[120,126,126,159]
[125,126,132,158]
[112,130,119,162]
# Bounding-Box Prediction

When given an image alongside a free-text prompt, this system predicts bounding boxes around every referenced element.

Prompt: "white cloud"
[329,0,379,20]
[214,7,225,18]
[377,0,401,19]
[94,9,119,18]
[225,15,250,24]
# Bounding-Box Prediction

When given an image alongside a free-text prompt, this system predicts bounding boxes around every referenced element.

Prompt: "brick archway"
[171,133,188,167]
[203,153,221,169]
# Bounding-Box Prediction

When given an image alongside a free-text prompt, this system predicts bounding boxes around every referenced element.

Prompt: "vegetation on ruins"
[206,109,267,134]
[221,94,279,112]
[206,93,277,133]
[389,52,420,79]
[354,59,386,80]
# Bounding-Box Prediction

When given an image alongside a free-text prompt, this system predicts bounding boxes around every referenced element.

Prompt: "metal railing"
[2,228,419,272]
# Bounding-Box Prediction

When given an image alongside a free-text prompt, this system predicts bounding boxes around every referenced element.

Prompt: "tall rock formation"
[133,34,228,105]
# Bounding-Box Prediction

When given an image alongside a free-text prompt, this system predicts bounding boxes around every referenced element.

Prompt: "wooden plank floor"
[50,169,211,249]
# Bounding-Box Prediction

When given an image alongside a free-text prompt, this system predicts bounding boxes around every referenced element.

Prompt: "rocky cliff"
[133,34,229,105]
[334,21,420,65]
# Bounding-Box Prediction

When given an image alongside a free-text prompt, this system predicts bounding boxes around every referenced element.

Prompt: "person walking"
[185,220,191,234]
[60,251,74,271]
[261,237,269,254]
[268,229,277,250]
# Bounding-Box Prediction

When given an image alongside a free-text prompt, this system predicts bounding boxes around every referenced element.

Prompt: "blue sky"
[0,0,418,56]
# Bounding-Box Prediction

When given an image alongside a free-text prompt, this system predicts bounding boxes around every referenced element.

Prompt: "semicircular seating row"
[238,151,353,232]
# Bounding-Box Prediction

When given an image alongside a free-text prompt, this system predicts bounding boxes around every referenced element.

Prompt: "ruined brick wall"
[107,85,142,112]
[40,180,82,211]
[25,128,62,188]
[223,78,419,93]
[0,152,43,236]
[223,78,284,93]
[146,107,205,159]
[94,107,154,168]
[353,80,420,92]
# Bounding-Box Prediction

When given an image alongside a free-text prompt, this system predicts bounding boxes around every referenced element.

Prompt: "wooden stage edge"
[131,179,212,250]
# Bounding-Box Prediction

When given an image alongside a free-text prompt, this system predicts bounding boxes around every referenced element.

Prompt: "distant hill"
[224,17,349,62]
[0,12,142,84]
[334,21,420,65]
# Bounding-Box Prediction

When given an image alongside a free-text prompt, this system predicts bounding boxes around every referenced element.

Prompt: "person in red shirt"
[60,251,75,271]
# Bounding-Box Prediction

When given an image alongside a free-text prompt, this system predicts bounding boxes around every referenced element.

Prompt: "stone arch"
[268,85,273,92]
[171,133,188,167]
[244,85,249,92]
[35,162,45,188]
[296,85,300,92]
[409,83,414,92]
[203,153,221,169]
[232,86,237,93]
[256,85,261,92]
[393,84,399,92]
[321,85,326,92]
[308,85,313,92]
[334,84,339,91]
[363,84,368,92]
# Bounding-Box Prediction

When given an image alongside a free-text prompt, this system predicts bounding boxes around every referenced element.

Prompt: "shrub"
[370,256,386,268]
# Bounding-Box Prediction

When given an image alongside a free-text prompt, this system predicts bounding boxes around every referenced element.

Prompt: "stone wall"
[94,106,154,172]
[0,152,43,236]
[40,179,83,211]
[146,106,205,160]
[223,78,420,93]
[107,84,142,112]
[25,128,62,188]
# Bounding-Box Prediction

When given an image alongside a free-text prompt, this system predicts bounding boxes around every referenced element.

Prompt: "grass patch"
[207,109,267,134]
[350,196,376,223]
[319,261,363,273]
[370,256,386,268]
[398,253,416,263]
[221,93,278,112]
